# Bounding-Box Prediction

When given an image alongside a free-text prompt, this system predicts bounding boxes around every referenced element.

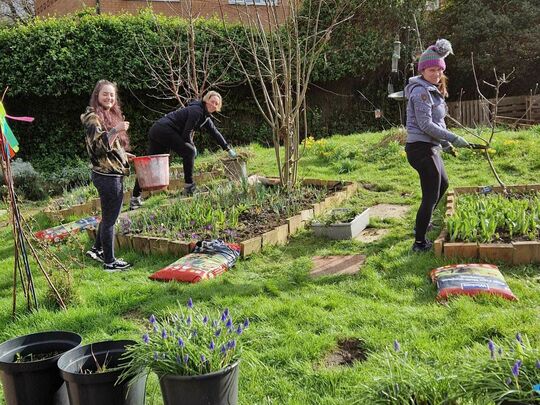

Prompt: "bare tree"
[219,0,357,188]
[132,1,237,111]
[0,0,34,23]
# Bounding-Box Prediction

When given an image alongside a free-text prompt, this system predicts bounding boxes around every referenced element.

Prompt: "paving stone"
[310,255,366,278]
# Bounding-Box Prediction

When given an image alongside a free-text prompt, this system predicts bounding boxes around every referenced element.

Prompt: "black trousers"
[92,172,124,264]
[133,120,197,197]
[405,142,449,242]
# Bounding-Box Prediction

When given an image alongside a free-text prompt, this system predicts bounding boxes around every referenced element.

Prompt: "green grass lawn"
[1,127,539,404]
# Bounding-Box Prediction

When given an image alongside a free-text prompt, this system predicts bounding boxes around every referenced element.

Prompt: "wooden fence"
[447,95,540,128]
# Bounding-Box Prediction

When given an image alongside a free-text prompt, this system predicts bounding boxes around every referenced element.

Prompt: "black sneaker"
[86,247,104,263]
[412,240,433,253]
[103,259,132,272]
[183,183,196,196]
[130,196,143,210]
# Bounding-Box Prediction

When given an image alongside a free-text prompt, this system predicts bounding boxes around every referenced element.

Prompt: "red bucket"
[133,154,170,191]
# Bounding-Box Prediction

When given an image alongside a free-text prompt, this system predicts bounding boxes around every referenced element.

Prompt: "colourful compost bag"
[34,216,100,243]
[150,241,241,283]
[430,263,517,301]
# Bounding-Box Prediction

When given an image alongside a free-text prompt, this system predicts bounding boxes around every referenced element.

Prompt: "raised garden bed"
[44,171,220,221]
[311,208,370,240]
[434,184,540,265]
[88,179,358,258]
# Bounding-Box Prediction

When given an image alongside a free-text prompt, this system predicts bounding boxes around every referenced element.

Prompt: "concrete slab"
[354,228,390,243]
[369,204,410,220]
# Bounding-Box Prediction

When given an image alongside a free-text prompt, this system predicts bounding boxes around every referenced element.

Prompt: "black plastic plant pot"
[0,330,82,405]
[57,340,146,405]
[159,361,239,405]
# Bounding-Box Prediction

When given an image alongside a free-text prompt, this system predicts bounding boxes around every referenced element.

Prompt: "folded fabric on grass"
[430,263,517,301]
[35,216,100,243]
[150,240,241,283]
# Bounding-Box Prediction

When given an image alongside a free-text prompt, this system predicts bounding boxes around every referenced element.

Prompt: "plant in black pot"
[120,298,250,405]
[57,339,147,405]
[0,330,82,405]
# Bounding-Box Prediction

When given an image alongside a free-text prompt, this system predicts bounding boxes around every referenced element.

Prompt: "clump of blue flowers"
[121,298,249,377]
[461,333,540,403]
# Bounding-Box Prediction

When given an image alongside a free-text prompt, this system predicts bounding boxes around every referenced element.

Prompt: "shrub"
[44,158,91,196]
[0,158,47,201]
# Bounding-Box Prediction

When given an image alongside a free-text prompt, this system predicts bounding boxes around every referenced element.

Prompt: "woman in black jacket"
[130,91,236,208]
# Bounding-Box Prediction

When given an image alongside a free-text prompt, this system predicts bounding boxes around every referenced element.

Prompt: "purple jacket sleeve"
[409,88,458,143]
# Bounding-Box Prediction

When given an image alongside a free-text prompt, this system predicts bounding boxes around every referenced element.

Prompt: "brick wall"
[35,0,291,25]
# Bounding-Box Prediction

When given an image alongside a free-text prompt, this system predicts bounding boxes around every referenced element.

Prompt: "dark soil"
[231,183,345,242]
[323,338,368,367]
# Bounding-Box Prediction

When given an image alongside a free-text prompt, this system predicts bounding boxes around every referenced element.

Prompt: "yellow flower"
[487,148,496,155]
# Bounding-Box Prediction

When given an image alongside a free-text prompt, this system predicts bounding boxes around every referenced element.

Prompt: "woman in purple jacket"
[404,39,470,252]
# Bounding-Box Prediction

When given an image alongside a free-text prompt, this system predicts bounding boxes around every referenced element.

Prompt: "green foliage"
[0,158,47,201]
[461,334,540,404]
[447,192,540,242]
[43,157,91,196]
[423,0,540,98]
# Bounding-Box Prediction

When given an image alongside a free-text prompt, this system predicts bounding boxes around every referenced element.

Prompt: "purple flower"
[191,233,200,239]
[149,314,156,324]
[187,297,193,308]
[243,318,250,328]
[183,354,189,364]
[161,329,167,339]
[209,341,215,350]
[236,325,243,335]
[393,340,400,352]
[176,355,182,364]
[190,220,196,226]
[153,352,159,361]
[192,329,198,337]
[200,354,206,363]
[215,329,221,337]
[142,334,149,344]
[226,318,233,329]
[220,345,226,355]
[227,340,236,349]
[516,333,523,344]
[187,316,192,326]
[223,308,229,318]
[153,324,158,333]
[511,360,521,377]
[488,340,495,359]
[178,338,184,347]
[203,316,208,324]
[221,312,227,322]
[204,224,213,231]
[536,359,540,369]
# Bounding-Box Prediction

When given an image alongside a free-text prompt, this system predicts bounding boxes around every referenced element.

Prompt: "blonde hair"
[202,91,222,112]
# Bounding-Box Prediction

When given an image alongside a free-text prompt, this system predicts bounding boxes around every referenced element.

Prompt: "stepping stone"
[310,255,366,278]
[369,203,410,220]
[355,228,390,243]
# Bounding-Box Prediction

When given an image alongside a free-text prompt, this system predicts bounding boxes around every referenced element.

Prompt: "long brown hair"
[89,80,130,150]
[438,74,449,98]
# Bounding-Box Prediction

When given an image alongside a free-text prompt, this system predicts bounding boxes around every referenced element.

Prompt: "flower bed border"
[434,184,540,265]
[87,179,358,259]
[44,171,219,221]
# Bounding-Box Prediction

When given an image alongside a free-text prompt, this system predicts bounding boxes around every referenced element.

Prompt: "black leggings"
[133,120,197,197]
[405,142,449,242]
[92,172,124,264]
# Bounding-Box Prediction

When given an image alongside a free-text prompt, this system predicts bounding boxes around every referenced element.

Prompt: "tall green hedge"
[0,5,421,172]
